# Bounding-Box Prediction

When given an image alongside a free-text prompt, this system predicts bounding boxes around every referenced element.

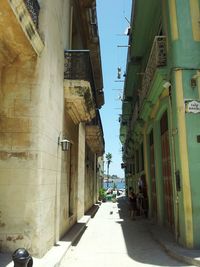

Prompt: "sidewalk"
[120,196,200,267]
[60,197,199,267]
[1,197,200,267]
[148,222,200,266]
[0,204,100,267]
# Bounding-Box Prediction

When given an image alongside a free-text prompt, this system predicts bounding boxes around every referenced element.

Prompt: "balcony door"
[149,130,157,219]
[160,111,174,230]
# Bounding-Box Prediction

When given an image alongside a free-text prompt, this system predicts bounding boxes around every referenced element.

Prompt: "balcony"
[0,0,44,64]
[24,0,40,29]
[139,36,167,108]
[64,50,96,89]
[64,50,96,124]
[131,101,139,127]
[86,111,105,156]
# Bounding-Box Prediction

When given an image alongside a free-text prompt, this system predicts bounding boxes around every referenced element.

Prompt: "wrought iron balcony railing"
[64,50,96,100]
[24,0,40,29]
[86,109,105,155]
[131,101,139,126]
[139,36,167,108]
[90,110,104,140]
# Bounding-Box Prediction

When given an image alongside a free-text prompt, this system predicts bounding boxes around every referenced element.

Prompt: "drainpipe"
[197,71,200,98]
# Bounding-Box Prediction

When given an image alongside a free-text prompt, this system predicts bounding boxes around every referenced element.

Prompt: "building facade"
[120,0,200,249]
[0,0,104,257]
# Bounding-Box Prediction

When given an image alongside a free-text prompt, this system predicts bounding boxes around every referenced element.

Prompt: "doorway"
[149,130,157,219]
[160,111,174,230]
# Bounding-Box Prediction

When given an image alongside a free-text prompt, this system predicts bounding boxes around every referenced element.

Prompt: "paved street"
[60,197,194,267]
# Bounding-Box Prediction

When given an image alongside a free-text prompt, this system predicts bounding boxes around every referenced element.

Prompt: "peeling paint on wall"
[6,234,24,242]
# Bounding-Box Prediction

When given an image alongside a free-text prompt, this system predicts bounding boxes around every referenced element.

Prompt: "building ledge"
[64,80,96,124]
[86,125,104,156]
[0,0,44,65]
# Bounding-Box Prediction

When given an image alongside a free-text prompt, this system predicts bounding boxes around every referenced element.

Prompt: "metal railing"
[24,0,40,29]
[139,36,167,108]
[131,101,139,126]
[64,50,96,101]
[90,110,105,145]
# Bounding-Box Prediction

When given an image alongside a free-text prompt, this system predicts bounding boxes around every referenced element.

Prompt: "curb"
[0,203,100,267]
[148,224,200,267]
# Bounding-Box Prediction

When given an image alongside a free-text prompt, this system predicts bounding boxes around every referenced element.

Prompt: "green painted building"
[120,0,200,248]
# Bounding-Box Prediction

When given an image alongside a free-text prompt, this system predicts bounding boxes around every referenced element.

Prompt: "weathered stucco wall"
[0,57,42,254]
[59,112,78,239]
[0,0,74,257]
[77,123,86,220]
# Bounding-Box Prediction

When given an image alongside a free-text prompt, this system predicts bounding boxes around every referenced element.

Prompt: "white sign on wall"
[185,100,200,113]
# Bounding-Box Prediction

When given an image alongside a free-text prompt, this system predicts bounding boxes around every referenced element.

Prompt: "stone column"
[77,122,85,219]
[93,154,97,203]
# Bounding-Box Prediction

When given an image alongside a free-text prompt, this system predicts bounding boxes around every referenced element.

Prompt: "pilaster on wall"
[167,0,200,66]
[93,154,97,203]
[77,122,86,220]
[197,70,200,98]
[174,70,193,248]
[165,0,199,247]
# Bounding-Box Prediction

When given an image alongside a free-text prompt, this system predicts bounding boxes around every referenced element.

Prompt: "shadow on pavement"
[86,202,100,218]
[62,223,87,244]
[0,253,12,267]
[116,196,190,266]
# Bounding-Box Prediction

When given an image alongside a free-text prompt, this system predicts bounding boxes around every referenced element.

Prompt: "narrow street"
[60,197,194,267]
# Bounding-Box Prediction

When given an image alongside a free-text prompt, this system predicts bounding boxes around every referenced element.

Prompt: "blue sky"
[96,0,132,178]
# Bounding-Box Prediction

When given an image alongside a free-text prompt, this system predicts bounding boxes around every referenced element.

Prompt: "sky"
[96,0,132,178]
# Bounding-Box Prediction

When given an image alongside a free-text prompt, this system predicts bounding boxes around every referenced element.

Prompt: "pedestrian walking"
[128,187,137,220]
